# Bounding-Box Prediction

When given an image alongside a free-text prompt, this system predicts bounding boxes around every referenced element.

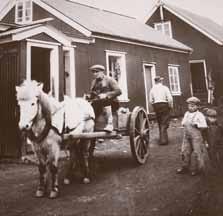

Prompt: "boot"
[103,106,113,132]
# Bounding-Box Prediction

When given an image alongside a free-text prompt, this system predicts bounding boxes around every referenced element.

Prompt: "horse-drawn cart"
[63,105,150,165]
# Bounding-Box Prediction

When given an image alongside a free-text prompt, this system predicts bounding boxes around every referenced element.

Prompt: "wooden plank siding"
[146,8,223,103]
[74,38,191,116]
[0,43,21,158]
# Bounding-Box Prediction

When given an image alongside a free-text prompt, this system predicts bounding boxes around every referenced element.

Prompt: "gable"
[145,3,223,45]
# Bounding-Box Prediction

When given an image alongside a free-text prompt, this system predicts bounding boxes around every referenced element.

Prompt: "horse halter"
[26,99,52,143]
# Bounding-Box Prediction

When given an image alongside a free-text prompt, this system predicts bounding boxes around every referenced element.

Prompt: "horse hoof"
[83,178,90,184]
[35,190,45,198]
[49,190,59,199]
[63,178,70,185]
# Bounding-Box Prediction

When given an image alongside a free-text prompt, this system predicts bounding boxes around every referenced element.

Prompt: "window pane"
[169,66,180,94]
[108,56,121,82]
[164,23,171,37]
[155,24,162,32]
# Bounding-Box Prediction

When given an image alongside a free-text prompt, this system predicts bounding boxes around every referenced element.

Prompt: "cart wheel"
[129,106,150,164]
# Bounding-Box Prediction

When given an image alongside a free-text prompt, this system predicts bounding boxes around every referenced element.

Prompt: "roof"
[40,0,191,52]
[0,23,72,46]
[144,1,223,45]
[0,0,192,52]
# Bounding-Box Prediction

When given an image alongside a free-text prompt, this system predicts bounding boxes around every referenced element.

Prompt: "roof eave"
[92,32,192,54]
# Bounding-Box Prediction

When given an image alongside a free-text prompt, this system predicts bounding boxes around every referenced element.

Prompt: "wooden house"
[144,0,223,104]
[0,0,192,157]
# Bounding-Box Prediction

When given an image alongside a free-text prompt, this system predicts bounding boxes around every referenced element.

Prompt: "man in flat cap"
[149,76,173,145]
[88,64,122,132]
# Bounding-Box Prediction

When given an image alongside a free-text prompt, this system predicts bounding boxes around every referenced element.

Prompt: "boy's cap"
[154,76,164,82]
[186,96,200,105]
[89,64,105,72]
[206,108,217,117]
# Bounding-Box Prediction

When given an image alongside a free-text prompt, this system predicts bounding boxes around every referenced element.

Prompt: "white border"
[143,63,156,113]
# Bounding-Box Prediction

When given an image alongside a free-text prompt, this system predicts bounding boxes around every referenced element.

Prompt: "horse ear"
[38,82,44,90]
[15,86,20,92]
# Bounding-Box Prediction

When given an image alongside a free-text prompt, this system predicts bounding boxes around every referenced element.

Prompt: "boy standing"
[177,96,208,176]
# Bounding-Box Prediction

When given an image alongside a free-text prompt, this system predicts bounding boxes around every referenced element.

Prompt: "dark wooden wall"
[74,38,191,116]
[146,8,223,100]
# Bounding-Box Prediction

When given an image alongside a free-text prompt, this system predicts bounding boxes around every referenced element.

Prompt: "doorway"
[143,63,156,113]
[31,47,50,93]
[190,60,207,95]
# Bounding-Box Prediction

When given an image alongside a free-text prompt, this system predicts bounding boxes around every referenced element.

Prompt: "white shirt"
[182,111,207,128]
[149,83,173,107]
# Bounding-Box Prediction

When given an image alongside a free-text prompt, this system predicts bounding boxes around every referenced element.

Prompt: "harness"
[26,102,52,143]
[25,100,94,143]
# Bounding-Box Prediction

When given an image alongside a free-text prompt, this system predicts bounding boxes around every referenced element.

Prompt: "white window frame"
[168,65,181,95]
[105,50,128,101]
[154,21,173,38]
[15,0,33,24]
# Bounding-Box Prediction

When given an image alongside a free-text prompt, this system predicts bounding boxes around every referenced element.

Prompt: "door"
[143,64,156,113]
[190,61,207,94]
[31,47,51,93]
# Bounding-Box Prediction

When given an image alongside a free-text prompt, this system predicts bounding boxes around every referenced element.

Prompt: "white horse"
[16,80,95,198]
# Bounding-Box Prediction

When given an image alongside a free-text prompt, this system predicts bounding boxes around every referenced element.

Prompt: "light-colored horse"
[16,80,95,198]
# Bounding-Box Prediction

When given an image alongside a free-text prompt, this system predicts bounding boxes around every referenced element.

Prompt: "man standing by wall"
[149,76,173,145]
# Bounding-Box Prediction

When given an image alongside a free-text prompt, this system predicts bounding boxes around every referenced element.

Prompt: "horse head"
[16,80,43,130]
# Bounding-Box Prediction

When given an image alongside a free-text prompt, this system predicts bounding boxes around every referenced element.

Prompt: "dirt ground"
[1,119,223,216]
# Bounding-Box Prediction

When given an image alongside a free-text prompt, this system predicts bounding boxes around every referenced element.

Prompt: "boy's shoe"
[176,167,188,174]
[103,124,113,132]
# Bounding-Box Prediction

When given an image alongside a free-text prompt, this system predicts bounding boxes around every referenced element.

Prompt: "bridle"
[25,100,51,143]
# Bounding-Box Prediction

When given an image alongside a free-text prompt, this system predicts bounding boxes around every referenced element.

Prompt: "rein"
[26,102,52,143]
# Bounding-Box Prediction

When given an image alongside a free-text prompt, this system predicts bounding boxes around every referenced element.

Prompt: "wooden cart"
[64,106,150,165]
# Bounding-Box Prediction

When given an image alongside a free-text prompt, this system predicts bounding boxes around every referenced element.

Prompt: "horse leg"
[36,162,46,198]
[48,160,59,199]
[80,139,91,184]
[64,141,78,185]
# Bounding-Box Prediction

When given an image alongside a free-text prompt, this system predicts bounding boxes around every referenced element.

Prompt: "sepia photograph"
[0,0,223,215]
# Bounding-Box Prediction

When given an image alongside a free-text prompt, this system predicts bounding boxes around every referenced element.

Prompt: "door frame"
[143,63,156,113]
[63,46,76,98]
[26,40,59,100]
[189,59,208,94]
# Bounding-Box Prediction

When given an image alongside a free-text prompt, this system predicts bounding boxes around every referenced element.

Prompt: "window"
[168,65,181,95]
[154,21,172,38]
[15,0,32,24]
[106,50,128,101]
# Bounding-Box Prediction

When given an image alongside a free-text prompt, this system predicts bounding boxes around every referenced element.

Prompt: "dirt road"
[0,120,222,216]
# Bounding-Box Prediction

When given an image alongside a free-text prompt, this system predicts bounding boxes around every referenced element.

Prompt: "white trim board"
[143,63,156,113]
[13,25,72,46]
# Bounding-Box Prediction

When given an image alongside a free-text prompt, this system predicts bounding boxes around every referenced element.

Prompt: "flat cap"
[89,64,105,71]
[154,76,164,82]
[186,96,200,105]
[205,108,217,117]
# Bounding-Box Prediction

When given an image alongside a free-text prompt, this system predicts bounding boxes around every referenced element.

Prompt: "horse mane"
[16,80,61,117]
